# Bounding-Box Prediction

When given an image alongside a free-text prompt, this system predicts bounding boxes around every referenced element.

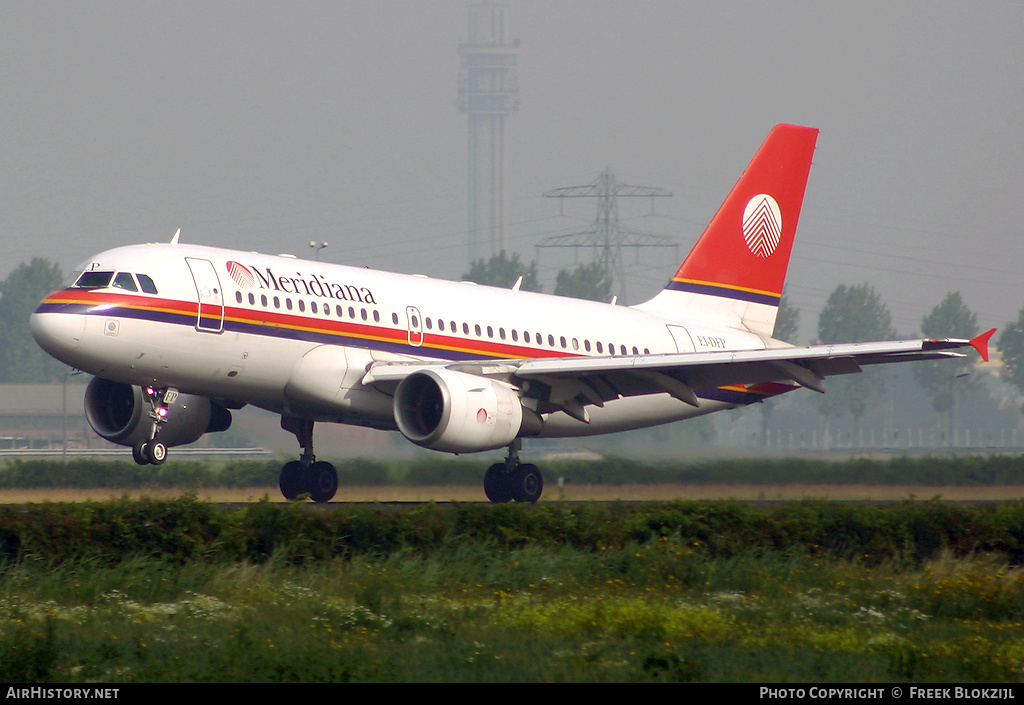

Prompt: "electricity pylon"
[537,169,676,302]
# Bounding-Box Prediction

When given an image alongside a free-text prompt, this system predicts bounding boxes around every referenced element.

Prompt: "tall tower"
[458,1,519,264]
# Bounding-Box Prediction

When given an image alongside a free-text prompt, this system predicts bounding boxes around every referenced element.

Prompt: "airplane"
[30,123,994,504]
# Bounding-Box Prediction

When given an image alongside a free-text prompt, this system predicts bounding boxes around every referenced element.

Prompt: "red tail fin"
[637,124,818,337]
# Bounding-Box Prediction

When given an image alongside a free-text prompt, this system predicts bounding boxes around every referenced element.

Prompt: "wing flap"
[360,336,985,414]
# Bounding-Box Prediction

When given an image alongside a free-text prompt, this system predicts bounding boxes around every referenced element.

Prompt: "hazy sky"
[3,1,1022,341]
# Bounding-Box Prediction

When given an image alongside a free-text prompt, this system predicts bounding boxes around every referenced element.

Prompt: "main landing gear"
[278,417,338,504]
[484,440,544,504]
[132,386,173,466]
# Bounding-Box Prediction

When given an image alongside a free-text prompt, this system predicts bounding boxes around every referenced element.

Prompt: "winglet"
[170,228,181,245]
[970,328,996,362]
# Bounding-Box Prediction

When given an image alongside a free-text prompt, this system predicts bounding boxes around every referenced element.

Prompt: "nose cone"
[30,308,85,364]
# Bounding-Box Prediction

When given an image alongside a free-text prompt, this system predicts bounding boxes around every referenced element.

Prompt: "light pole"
[309,241,328,260]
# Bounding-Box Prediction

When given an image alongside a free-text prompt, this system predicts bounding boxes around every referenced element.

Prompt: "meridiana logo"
[226,261,255,288]
[742,194,782,258]
[224,260,378,305]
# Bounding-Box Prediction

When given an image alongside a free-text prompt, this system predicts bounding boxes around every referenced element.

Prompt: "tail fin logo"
[742,194,782,258]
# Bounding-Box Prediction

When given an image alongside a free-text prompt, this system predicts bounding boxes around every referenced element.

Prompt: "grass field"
[4,487,1024,681]
[4,522,1024,682]
[6,456,1024,680]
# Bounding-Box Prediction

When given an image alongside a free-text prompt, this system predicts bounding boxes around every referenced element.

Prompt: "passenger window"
[113,272,138,292]
[136,274,158,294]
[373,310,380,323]
[235,291,243,303]
[392,312,399,325]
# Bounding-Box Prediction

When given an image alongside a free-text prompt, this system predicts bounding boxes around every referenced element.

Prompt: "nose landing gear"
[131,386,174,466]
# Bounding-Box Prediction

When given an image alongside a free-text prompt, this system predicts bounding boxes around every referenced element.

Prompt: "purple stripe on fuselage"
[665,280,780,306]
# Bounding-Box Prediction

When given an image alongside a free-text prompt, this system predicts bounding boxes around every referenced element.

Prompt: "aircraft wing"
[362,330,994,422]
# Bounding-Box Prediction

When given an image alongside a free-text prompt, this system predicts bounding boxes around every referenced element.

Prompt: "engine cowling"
[84,377,232,448]
[393,369,529,453]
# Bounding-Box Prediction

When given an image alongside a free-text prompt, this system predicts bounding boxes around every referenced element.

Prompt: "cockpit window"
[113,272,138,292]
[69,270,158,294]
[136,274,158,294]
[72,271,114,289]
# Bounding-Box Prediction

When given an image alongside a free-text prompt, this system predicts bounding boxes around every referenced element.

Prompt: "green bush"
[3,497,1024,568]
[4,453,1024,490]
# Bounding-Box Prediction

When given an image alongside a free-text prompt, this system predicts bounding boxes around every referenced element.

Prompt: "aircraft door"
[666,325,695,353]
[185,258,225,333]
[406,306,423,347]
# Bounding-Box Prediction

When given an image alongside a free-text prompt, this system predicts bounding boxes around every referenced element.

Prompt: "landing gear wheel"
[279,460,306,500]
[147,441,167,465]
[510,464,543,504]
[307,461,338,504]
[132,441,150,465]
[484,463,513,503]
[132,440,167,466]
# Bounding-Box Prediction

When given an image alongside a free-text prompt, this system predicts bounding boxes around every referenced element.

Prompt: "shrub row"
[3,453,1024,489]
[2,496,1024,567]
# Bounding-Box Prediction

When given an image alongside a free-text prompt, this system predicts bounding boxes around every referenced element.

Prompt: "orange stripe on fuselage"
[670,277,783,300]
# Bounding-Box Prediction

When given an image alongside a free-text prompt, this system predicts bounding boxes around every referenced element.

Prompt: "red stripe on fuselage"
[43,289,583,362]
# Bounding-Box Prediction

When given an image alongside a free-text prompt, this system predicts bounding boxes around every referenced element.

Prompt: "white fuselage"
[32,242,778,441]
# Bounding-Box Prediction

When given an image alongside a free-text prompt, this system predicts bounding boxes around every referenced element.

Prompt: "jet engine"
[84,377,232,449]
[393,369,534,453]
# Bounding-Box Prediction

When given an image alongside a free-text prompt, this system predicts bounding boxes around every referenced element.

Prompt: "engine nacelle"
[394,369,528,453]
[84,377,232,448]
